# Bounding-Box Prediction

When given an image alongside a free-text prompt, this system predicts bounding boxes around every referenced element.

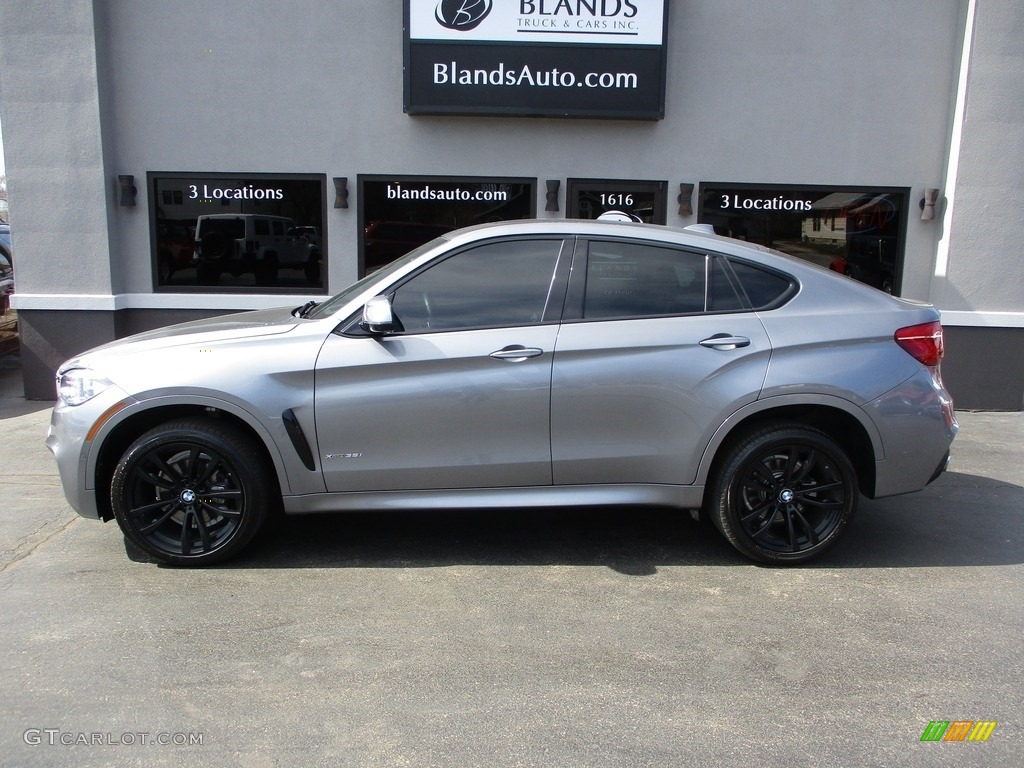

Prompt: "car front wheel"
[110,419,274,566]
[708,424,858,564]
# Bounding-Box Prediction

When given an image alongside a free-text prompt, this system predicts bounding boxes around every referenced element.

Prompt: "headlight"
[57,368,114,406]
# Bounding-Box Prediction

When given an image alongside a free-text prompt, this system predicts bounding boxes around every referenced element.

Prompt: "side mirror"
[361,295,397,335]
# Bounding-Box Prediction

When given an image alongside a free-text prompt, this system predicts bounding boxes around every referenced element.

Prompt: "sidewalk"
[1,355,54,409]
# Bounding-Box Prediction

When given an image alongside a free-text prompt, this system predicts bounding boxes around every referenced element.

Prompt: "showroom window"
[148,173,327,292]
[698,183,909,294]
[567,179,668,224]
[359,176,536,276]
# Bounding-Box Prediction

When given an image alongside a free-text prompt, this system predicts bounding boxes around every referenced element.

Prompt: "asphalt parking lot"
[1,360,1021,767]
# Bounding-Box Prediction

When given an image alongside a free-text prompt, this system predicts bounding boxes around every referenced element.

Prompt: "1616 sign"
[567,179,667,224]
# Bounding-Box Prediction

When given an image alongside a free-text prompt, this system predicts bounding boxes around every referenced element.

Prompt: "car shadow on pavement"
[202,506,745,573]
[824,470,1024,568]
[129,468,1021,572]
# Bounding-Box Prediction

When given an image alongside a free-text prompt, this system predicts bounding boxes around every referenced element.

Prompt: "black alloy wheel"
[111,419,274,566]
[709,424,858,564]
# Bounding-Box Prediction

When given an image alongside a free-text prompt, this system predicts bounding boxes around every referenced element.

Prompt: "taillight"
[245,240,255,254]
[895,321,944,366]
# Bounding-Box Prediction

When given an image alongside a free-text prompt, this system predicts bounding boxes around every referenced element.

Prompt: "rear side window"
[709,257,745,311]
[583,242,706,319]
[728,259,795,309]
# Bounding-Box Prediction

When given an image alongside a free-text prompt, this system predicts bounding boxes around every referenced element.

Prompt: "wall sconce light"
[677,183,694,217]
[920,188,940,221]
[545,180,560,212]
[118,175,137,207]
[333,177,349,209]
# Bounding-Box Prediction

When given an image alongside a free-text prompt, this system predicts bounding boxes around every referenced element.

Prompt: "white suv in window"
[194,214,320,285]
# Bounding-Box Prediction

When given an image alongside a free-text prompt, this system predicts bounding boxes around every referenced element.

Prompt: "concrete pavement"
[1,358,1021,767]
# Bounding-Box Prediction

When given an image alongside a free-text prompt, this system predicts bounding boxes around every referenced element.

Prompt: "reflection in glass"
[699,186,906,294]
[584,242,706,319]
[359,177,536,275]
[150,174,326,292]
[391,240,562,333]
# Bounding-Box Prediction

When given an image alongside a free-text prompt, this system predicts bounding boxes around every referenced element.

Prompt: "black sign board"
[404,0,669,119]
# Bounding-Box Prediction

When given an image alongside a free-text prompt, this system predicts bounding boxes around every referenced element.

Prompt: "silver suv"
[194,214,320,284]
[48,219,957,566]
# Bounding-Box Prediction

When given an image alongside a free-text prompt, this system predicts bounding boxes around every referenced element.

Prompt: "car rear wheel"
[708,424,857,564]
[110,419,274,566]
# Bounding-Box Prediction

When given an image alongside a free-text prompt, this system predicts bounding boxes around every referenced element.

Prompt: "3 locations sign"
[404,0,669,119]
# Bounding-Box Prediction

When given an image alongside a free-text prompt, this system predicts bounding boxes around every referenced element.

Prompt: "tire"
[200,231,232,260]
[708,424,857,564]
[256,253,278,286]
[110,418,275,566]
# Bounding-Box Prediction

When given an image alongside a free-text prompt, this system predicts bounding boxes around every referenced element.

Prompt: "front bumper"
[46,387,133,520]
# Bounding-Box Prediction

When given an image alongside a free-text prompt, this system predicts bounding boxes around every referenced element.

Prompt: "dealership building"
[0,0,1021,408]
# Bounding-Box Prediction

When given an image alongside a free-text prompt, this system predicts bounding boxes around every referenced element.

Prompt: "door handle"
[489,345,544,362]
[699,334,751,350]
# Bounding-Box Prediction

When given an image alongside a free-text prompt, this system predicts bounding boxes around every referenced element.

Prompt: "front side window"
[583,242,707,320]
[390,239,564,333]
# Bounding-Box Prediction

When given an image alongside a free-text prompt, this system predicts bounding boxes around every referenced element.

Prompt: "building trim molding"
[11,293,330,312]
[13,294,1024,329]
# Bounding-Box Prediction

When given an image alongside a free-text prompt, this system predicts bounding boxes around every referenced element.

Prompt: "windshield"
[305,235,450,319]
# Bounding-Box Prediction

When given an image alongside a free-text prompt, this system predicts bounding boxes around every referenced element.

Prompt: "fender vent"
[282,409,316,471]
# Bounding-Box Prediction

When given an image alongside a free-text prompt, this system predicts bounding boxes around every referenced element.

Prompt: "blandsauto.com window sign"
[404,0,669,119]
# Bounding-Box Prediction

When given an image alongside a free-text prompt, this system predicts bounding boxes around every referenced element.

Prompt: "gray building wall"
[942,0,1024,313]
[1,0,1021,406]
[933,0,1024,408]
